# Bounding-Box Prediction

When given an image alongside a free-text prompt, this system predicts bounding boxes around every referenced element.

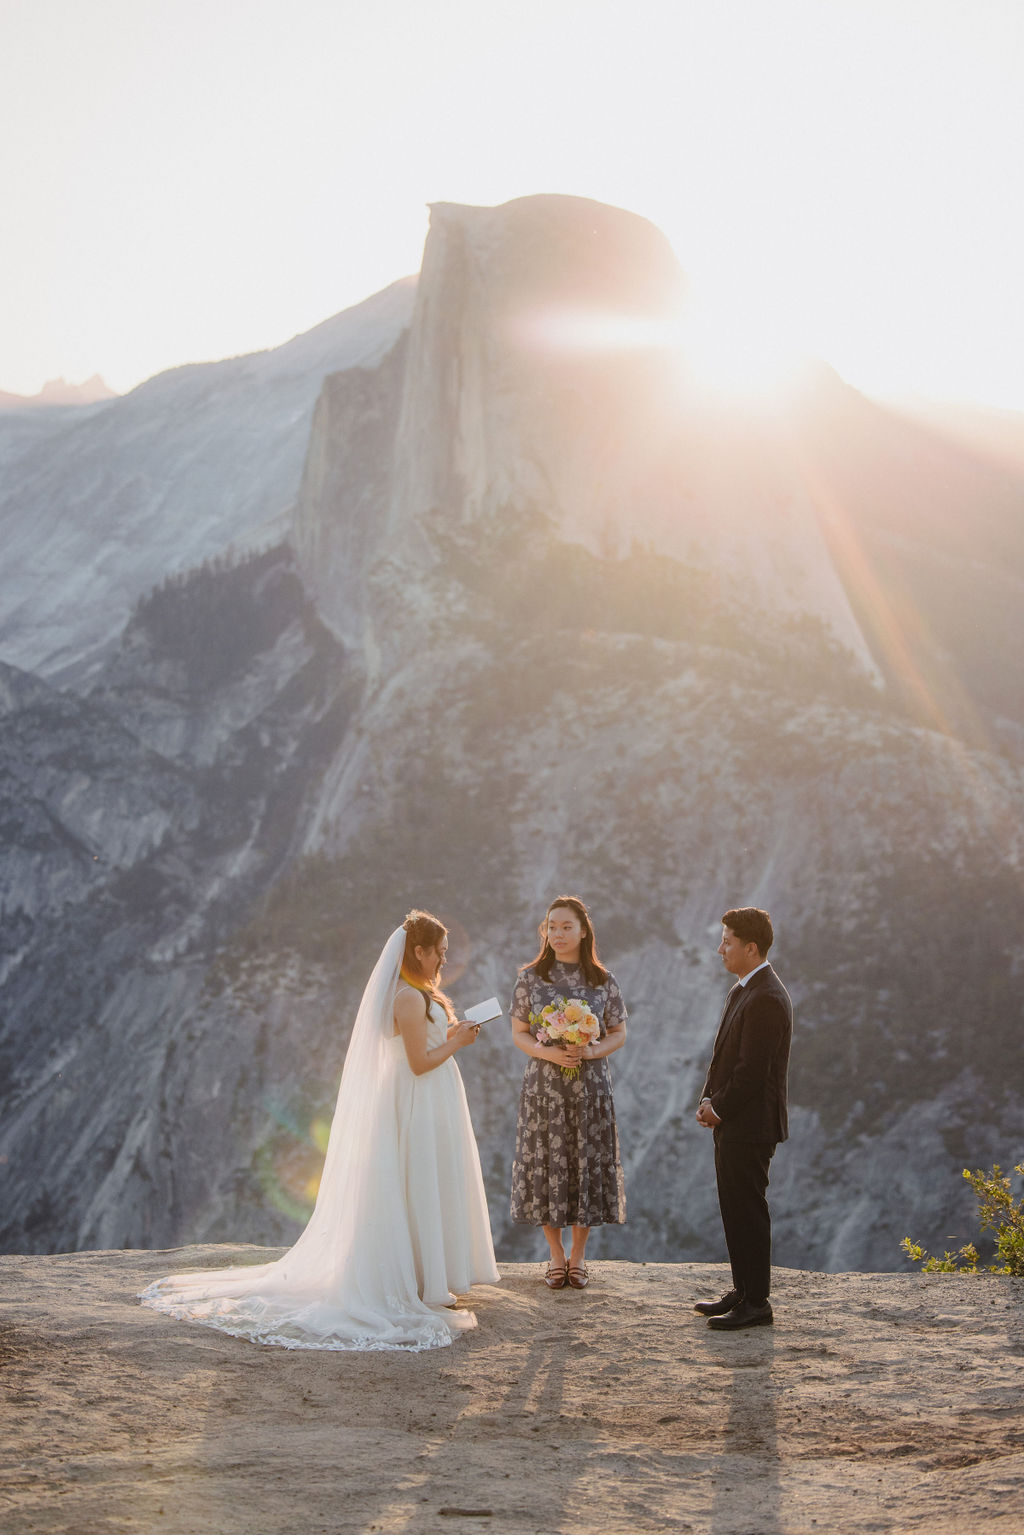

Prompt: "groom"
[694,907,792,1330]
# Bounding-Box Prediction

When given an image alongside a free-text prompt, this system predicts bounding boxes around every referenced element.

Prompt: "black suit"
[700,963,792,1305]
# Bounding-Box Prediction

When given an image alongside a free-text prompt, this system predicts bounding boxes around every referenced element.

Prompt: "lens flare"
[255,1099,334,1223]
[510,289,813,408]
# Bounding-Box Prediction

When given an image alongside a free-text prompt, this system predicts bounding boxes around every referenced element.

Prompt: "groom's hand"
[696,1098,721,1128]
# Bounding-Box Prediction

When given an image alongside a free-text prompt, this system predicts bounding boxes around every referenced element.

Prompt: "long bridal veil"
[140,926,483,1350]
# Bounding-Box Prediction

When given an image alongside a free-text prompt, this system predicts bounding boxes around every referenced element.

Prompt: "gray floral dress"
[509,961,627,1227]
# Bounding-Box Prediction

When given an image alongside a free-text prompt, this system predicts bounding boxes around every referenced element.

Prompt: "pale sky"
[3,0,1023,407]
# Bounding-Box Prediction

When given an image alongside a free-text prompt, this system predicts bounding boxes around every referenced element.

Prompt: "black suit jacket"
[700,964,792,1144]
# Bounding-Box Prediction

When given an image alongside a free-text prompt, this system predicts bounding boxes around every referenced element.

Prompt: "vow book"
[464,996,502,1025]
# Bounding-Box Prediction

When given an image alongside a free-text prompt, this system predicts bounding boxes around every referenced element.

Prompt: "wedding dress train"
[140,927,499,1350]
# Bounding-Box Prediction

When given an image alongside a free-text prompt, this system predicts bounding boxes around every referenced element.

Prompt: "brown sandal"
[567,1265,590,1289]
[544,1263,568,1289]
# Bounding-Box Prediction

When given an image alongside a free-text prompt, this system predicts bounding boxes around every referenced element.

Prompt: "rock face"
[295,198,875,675]
[0,279,415,683]
[0,548,355,1251]
[1,195,1022,1273]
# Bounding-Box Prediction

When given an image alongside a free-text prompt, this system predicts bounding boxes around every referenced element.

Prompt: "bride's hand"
[450,1020,481,1049]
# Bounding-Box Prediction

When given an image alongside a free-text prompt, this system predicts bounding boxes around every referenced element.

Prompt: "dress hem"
[510,1215,627,1228]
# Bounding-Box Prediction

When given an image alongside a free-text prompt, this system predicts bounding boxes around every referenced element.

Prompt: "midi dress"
[509,960,627,1228]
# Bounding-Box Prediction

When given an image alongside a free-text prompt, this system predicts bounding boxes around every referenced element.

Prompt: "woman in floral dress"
[509,895,628,1289]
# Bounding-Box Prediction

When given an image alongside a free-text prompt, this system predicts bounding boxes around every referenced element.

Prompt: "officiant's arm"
[574,1018,627,1062]
[395,990,479,1075]
[511,1014,574,1062]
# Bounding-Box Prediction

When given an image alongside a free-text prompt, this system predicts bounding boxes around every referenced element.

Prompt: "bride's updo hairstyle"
[400,909,456,1023]
[530,894,609,987]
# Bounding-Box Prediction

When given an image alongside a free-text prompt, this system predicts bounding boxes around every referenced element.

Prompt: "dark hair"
[400,909,455,1023]
[529,895,609,987]
[721,907,774,957]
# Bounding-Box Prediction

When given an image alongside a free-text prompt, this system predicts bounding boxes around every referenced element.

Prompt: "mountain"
[0,374,117,410]
[892,396,1024,479]
[0,195,1021,1272]
[793,379,1024,746]
[295,197,875,675]
[0,546,355,1249]
[0,278,415,684]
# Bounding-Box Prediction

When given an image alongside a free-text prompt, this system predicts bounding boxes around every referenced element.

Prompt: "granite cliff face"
[294,197,875,675]
[0,279,414,683]
[1,195,1022,1271]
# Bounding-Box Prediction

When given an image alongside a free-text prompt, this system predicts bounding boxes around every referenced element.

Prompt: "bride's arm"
[395,989,479,1076]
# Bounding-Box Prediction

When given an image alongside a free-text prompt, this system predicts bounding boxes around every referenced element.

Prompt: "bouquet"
[531,996,601,1078]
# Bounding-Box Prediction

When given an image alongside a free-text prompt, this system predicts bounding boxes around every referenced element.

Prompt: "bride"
[140,910,500,1350]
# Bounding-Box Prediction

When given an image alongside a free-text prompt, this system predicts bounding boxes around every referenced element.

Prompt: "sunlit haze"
[3,0,1022,409]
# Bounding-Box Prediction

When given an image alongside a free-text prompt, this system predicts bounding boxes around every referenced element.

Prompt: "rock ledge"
[1,1247,1021,1533]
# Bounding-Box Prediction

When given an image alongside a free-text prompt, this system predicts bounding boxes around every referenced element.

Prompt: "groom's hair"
[722,907,774,957]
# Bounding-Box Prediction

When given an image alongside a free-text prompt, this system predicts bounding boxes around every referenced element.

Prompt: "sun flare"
[515,287,813,410]
[674,288,813,405]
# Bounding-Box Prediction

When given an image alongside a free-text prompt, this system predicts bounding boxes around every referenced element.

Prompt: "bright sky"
[3,0,1022,407]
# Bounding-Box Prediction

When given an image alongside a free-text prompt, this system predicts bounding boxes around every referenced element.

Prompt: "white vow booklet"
[464,996,502,1025]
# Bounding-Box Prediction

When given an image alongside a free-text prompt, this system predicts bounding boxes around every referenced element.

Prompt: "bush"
[902,1163,1024,1275]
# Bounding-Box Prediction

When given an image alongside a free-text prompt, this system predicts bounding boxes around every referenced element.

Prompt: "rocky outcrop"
[2,1248,1021,1535]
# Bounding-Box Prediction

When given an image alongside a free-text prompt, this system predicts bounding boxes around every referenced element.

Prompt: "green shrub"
[902,1163,1024,1275]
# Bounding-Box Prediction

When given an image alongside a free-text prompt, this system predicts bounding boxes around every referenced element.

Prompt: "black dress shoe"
[707,1299,773,1330]
[693,1289,741,1317]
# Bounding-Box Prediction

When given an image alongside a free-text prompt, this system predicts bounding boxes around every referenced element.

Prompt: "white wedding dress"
[140,927,499,1350]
